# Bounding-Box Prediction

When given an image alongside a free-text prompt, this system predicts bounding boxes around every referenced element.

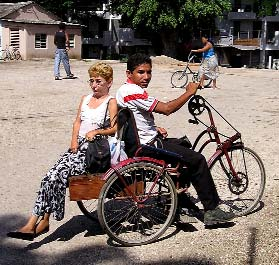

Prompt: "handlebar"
[187,51,196,62]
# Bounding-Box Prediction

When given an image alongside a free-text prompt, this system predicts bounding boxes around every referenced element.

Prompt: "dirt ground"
[0,58,278,265]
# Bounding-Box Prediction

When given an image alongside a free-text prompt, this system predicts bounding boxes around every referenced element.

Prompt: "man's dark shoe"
[66,73,76,79]
[55,76,61,80]
[204,206,235,226]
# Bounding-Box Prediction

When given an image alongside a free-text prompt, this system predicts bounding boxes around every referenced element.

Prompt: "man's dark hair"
[58,22,66,30]
[127,53,152,72]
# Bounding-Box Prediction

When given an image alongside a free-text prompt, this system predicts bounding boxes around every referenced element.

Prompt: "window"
[10,28,20,48]
[69,34,75,48]
[35,33,47,48]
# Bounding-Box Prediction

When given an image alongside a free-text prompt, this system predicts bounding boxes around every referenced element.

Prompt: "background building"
[214,0,279,68]
[0,1,82,60]
[75,1,151,59]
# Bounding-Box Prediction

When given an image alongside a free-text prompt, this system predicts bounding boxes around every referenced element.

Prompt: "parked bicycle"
[73,94,265,246]
[1,45,22,61]
[171,52,213,88]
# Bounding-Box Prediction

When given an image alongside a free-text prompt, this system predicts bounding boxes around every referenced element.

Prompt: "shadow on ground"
[1,214,218,265]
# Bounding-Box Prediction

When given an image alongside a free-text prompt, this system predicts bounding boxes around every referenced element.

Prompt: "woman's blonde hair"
[88,62,113,82]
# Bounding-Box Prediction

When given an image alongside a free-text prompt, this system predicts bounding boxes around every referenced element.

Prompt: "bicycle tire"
[204,79,213,88]
[171,70,188,88]
[15,53,22,60]
[2,51,8,61]
[209,146,266,216]
[77,199,99,222]
[98,162,177,246]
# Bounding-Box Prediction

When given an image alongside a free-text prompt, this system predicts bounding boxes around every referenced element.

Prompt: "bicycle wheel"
[204,78,213,88]
[15,52,22,60]
[171,70,188,88]
[98,162,177,246]
[209,146,265,216]
[77,199,98,221]
[2,51,8,61]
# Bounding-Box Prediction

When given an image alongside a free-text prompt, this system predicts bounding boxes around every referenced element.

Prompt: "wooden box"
[69,174,105,201]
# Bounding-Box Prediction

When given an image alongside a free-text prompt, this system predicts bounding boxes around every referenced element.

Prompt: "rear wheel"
[171,70,188,88]
[15,52,22,60]
[98,162,177,246]
[77,200,98,221]
[209,146,265,216]
[204,78,213,88]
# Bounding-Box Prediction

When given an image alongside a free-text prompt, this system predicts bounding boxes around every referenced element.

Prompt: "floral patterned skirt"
[32,137,88,221]
[199,55,219,80]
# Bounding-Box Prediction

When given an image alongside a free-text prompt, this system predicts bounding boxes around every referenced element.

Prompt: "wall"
[0,21,2,58]
[1,21,81,60]
[24,23,81,59]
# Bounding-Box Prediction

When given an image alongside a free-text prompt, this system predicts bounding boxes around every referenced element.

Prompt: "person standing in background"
[54,22,75,80]
[192,34,219,89]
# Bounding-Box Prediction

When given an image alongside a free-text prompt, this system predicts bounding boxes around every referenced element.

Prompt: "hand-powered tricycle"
[69,94,266,246]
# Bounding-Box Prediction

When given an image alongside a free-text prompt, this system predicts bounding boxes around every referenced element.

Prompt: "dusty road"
[0,58,278,265]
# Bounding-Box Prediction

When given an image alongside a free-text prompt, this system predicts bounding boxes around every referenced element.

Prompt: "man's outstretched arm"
[154,82,199,116]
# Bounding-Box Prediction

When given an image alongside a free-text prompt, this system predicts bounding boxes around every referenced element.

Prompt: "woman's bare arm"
[70,96,85,152]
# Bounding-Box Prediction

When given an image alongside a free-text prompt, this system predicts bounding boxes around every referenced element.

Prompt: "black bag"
[85,136,111,173]
[85,101,111,173]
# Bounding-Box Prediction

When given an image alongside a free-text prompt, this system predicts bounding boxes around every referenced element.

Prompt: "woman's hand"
[191,49,198,53]
[70,139,79,153]
[85,130,98,141]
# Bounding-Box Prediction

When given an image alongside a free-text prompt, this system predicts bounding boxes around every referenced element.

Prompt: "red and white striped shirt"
[116,81,158,144]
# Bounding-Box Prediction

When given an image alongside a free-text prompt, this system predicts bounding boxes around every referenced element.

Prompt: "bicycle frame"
[182,53,199,78]
[103,156,168,204]
[191,104,242,179]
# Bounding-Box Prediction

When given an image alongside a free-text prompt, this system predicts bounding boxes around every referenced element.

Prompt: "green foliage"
[257,0,278,17]
[111,0,232,31]
[34,0,74,20]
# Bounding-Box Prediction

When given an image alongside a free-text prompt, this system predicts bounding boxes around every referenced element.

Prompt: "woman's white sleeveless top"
[78,94,114,137]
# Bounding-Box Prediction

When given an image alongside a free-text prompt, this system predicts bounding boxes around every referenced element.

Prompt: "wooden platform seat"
[69,173,145,201]
[69,174,105,201]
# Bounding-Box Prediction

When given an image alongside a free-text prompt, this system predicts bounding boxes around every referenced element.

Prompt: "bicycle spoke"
[210,147,265,216]
[98,162,177,246]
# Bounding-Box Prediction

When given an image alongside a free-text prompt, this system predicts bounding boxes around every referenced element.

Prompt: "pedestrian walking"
[54,22,75,80]
[192,34,219,89]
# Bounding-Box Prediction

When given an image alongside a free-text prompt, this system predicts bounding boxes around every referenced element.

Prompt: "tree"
[110,0,232,57]
[257,0,279,17]
[34,0,74,21]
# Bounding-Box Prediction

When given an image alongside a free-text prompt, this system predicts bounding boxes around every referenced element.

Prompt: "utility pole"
[260,18,267,68]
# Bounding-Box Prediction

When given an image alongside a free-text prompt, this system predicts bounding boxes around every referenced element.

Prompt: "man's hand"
[185,82,199,96]
[157,127,168,139]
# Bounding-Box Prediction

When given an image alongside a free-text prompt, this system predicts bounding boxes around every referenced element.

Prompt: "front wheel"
[171,70,188,88]
[2,51,9,61]
[209,146,266,216]
[98,162,177,246]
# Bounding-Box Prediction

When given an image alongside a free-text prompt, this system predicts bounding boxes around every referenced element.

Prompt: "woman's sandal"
[7,231,35,241]
[7,224,49,241]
